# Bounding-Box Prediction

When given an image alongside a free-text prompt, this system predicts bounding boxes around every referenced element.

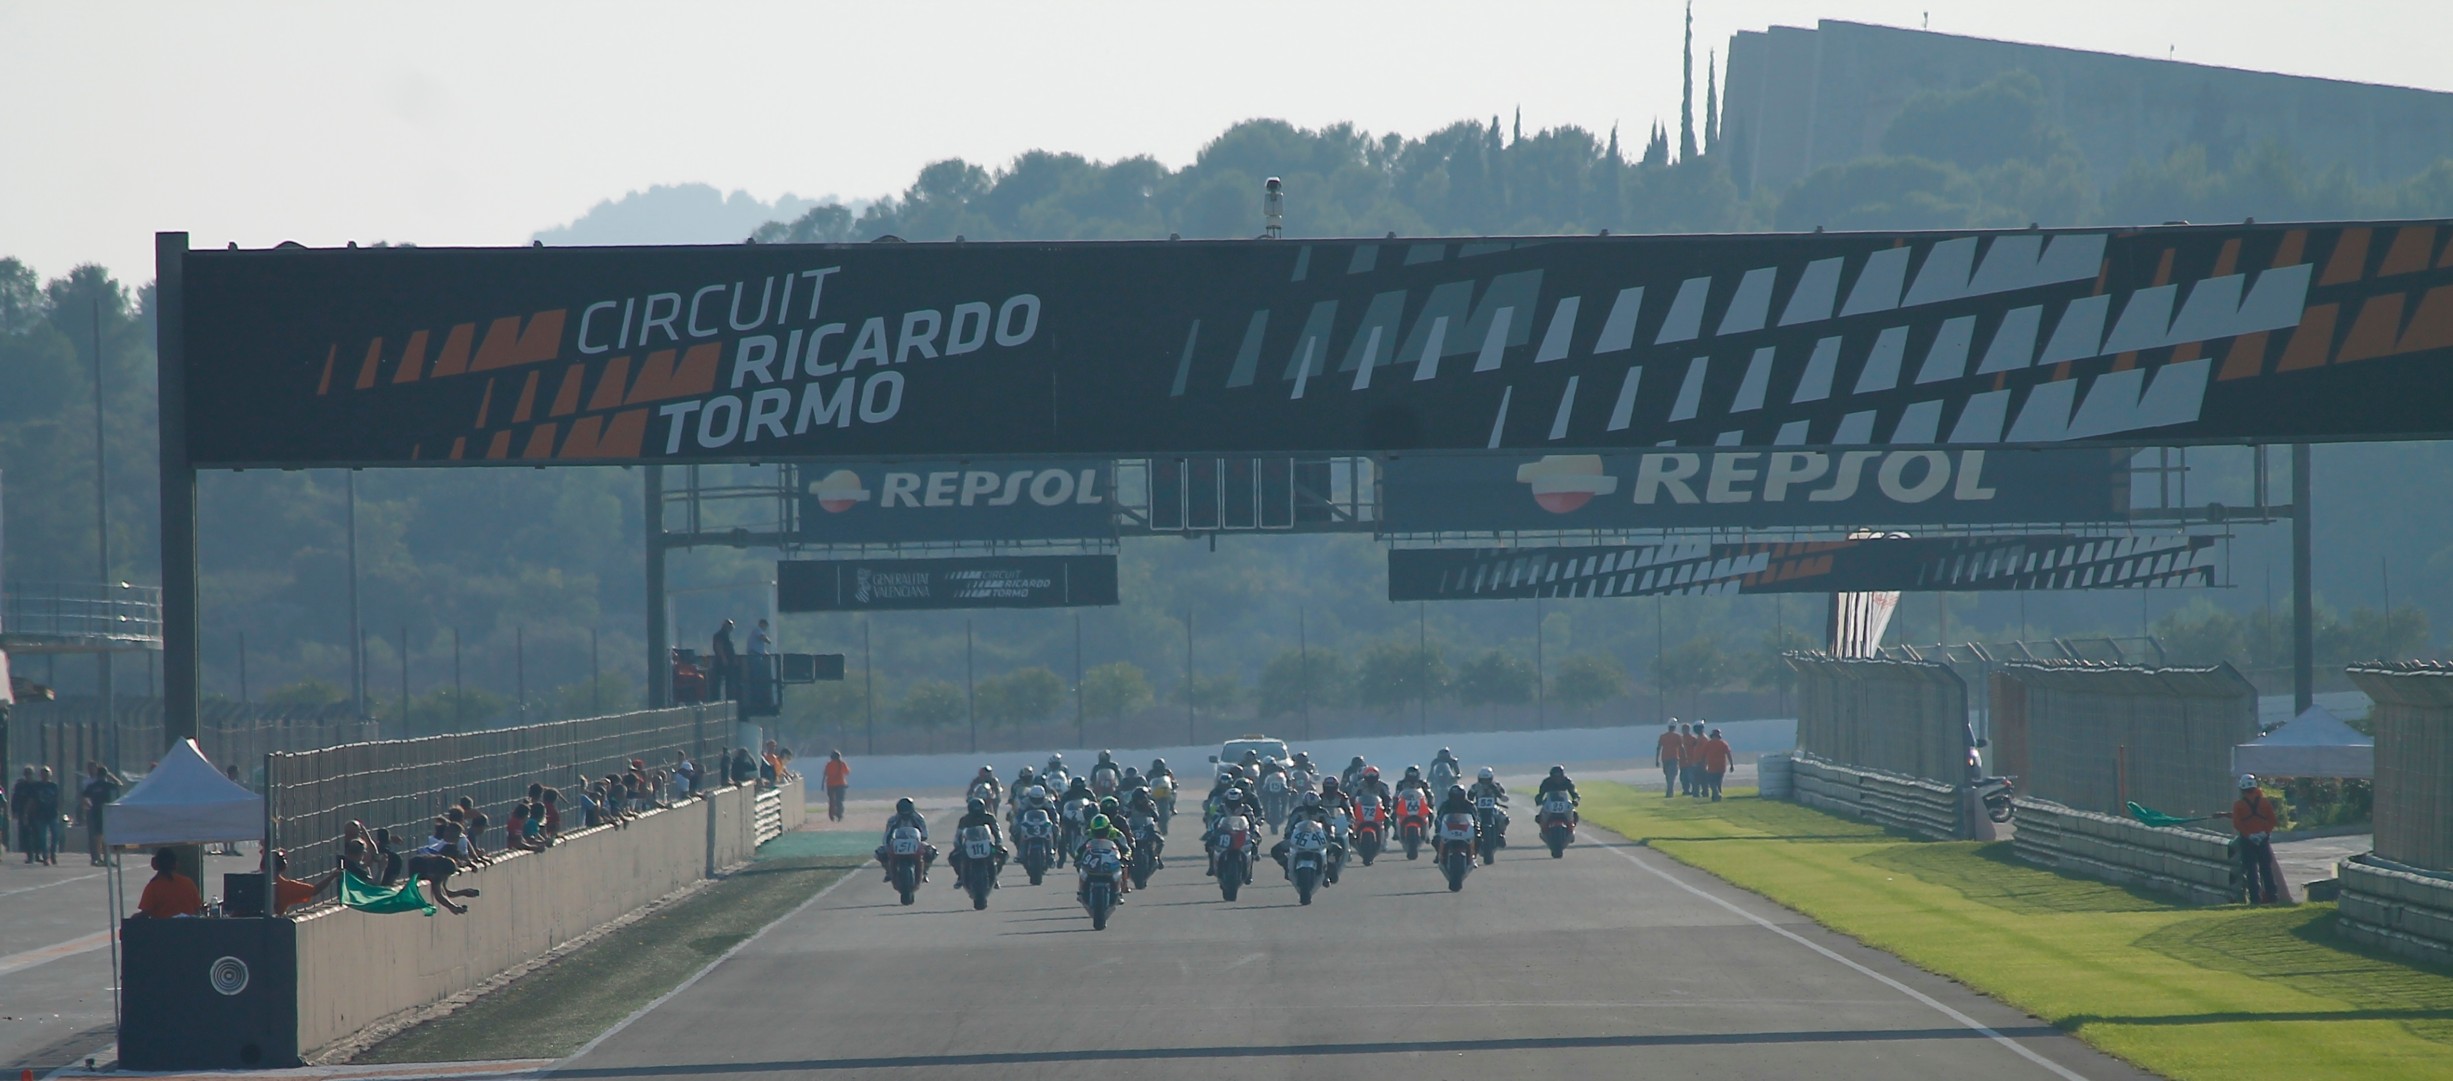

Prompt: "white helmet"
[2238,773,2259,790]
[1027,785,1047,800]
[1477,766,1495,780]
[1226,788,1245,801]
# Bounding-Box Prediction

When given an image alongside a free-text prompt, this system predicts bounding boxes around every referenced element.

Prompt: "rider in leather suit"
[874,797,934,882]
[950,797,1008,889]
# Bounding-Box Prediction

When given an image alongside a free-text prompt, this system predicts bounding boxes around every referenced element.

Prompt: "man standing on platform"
[710,619,740,702]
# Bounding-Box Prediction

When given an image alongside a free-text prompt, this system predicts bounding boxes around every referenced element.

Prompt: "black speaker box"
[119,916,300,1069]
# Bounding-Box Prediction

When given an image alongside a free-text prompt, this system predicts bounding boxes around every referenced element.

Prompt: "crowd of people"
[1654,721,1734,801]
[7,762,127,865]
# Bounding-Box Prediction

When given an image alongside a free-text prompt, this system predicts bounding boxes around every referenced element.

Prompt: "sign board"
[1379,448,2128,531]
[796,460,1112,542]
[776,555,1119,612]
[1387,534,2215,601]
[173,221,2453,466]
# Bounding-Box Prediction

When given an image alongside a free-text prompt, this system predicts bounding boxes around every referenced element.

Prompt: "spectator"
[710,619,740,702]
[137,847,204,918]
[518,799,549,849]
[540,788,564,840]
[2231,774,2282,904]
[729,747,759,786]
[504,800,539,851]
[670,649,708,705]
[26,767,61,865]
[76,763,123,866]
[267,849,339,914]
[410,820,482,916]
[1702,728,1734,802]
[371,827,404,885]
[761,740,782,785]
[648,769,672,808]
[450,801,495,866]
[1654,722,1681,798]
[341,837,377,883]
[673,751,700,798]
[823,751,851,822]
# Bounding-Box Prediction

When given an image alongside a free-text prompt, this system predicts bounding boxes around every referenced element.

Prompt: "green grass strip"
[1582,781,2453,1081]
[353,849,857,1064]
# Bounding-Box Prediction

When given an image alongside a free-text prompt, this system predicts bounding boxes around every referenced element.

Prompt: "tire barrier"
[2337,856,2453,968]
[1790,754,1964,840]
[2009,796,2235,905]
[1757,753,1794,800]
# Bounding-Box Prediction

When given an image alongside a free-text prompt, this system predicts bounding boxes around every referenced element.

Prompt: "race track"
[544,815,2153,1080]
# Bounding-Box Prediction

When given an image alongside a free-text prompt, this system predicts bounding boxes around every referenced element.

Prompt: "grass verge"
[1581,781,2453,1081]
[352,846,857,1064]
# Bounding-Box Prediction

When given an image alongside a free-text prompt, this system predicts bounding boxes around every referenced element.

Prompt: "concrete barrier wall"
[291,779,781,1057]
[2338,859,2453,967]
[2010,796,2234,905]
[1790,754,1963,840]
[2345,665,2453,871]
[1994,663,2256,820]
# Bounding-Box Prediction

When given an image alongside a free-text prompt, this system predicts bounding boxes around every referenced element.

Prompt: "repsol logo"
[1627,450,2000,505]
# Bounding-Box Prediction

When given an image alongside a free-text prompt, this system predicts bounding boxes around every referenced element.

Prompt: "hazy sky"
[5,1,2450,285]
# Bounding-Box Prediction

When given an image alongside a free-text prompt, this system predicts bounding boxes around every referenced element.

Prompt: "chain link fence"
[6,696,378,785]
[1991,662,2256,819]
[267,703,733,874]
[1787,652,1970,783]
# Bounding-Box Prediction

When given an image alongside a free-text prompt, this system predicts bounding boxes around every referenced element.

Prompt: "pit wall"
[1787,654,1970,783]
[1790,754,1964,840]
[2010,796,2235,905]
[290,774,798,1058]
[1990,662,2256,821]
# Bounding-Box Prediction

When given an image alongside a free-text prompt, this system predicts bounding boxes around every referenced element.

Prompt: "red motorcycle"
[1396,791,1433,861]
[1351,794,1388,866]
[1536,791,1579,858]
[1436,811,1478,892]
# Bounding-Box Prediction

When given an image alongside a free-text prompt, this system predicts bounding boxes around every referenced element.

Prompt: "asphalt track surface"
[546,819,2157,1081]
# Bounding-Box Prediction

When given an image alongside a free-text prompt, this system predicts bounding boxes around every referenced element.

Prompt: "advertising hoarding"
[776,555,1119,612]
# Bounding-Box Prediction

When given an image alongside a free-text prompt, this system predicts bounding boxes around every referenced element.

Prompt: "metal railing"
[2,581,164,648]
[5,696,375,782]
[266,703,733,874]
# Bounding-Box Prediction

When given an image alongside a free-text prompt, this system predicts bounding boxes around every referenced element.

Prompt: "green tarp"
[2126,801,2213,828]
[340,869,435,916]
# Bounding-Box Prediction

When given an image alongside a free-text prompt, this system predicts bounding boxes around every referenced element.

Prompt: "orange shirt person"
[137,848,204,919]
[2229,774,2282,904]
[268,849,339,914]
[1654,723,1683,797]
[821,751,852,823]
[1700,728,1735,802]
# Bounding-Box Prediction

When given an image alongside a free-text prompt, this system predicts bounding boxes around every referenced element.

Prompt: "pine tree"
[1678,1,1698,162]
[1606,122,1622,162]
[1704,50,1719,155]
[1513,106,1523,145]
[1643,121,1670,167]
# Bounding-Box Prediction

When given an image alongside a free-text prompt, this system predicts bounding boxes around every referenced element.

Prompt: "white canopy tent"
[107,737,264,846]
[2233,704,2375,780]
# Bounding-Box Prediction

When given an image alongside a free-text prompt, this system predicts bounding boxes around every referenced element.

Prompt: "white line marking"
[546,852,865,1074]
[0,870,105,897]
[1596,833,2090,1081]
[0,930,110,978]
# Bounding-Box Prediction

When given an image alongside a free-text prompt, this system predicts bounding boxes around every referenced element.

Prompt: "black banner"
[776,555,1119,611]
[1387,535,2215,600]
[1379,448,2128,531]
[796,460,1113,542]
[176,221,2453,467]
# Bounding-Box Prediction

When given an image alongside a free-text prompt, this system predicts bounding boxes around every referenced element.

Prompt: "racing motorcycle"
[1396,790,1433,860]
[1437,809,1478,892]
[1474,793,1509,865]
[1058,794,1093,867]
[1428,759,1461,794]
[1077,836,1124,931]
[1285,817,1331,905]
[885,823,927,905]
[1324,806,1351,885]
[1259,772,1292,834]
[1150,776,1176,834]
[1974,774,2018,824]
[957,824,999,910]
[1129,811,1164,889]
[1214,809,1257,902]
[1351,792,1388,866]
[1016,806,1057,885]
[1536,790,1578,858]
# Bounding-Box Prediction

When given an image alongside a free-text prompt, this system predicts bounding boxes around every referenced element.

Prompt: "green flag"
[2126,801,2209,829]
[341,869,436,916]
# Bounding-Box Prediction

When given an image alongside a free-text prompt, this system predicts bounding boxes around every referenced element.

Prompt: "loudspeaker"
[119,917,299,1069]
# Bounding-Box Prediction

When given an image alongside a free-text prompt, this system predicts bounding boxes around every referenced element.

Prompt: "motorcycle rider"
[1009,766,1039,815]
[1467,767,1510,847]
[1270,791,1345,871]
[1535,766,1581,824]
[1043,753,1071,790]
[1148,757,1175,787]
[874,796,935,883]
[1351,765,1394,808]
[1204,785,1264,877]
[949,797,1009,890]
[1124,785,1165,868]
[1076,813,1134,902]
[1428,747,1462,791]
[1435,783,1479,849]
[966,766,1002,808]
[1090,750,1123,795]
[1340,755,1368,792]
[1120,766,1145,795]
[1395,765,1435,802]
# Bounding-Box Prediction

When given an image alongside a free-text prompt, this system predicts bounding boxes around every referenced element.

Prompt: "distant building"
[1723,20,2453,200]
